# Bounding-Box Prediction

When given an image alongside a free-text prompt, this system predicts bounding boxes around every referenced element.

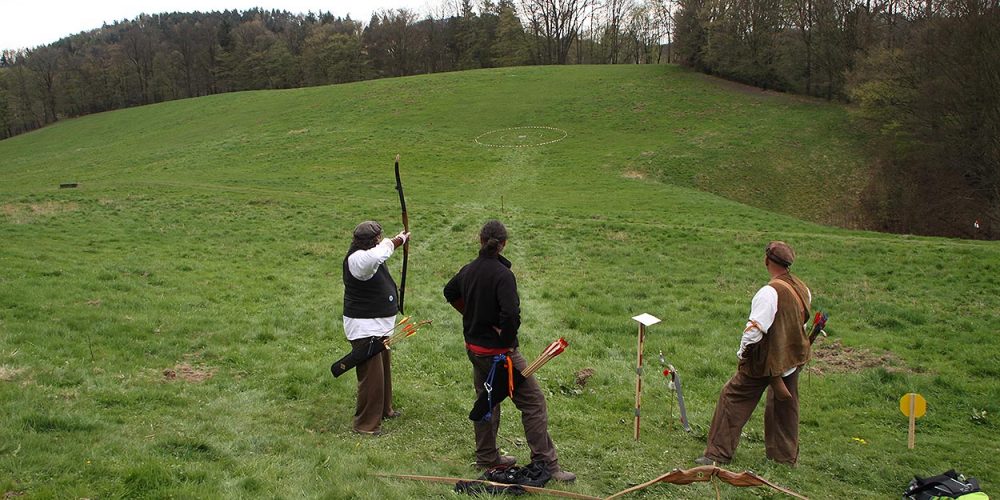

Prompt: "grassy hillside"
[1,65,997,498]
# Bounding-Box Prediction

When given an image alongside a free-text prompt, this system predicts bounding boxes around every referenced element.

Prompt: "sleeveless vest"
[743,273,811,377]
[342,251,399,318]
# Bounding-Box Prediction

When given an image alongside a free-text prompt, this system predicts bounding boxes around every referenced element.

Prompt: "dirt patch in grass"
[1,201,80,224]
[575,368,595,387]
[0,365,25,382]
[807,339,905,374]
[163,363,216,383]
[622,169,647,180]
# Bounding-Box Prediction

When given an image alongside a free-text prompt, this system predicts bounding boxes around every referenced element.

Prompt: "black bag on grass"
[480,461,551,488]
[903,469,986,499]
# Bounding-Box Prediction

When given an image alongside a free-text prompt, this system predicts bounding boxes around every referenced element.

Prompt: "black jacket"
[443,251,521,349]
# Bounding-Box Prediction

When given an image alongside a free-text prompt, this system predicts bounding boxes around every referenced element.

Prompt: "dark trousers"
[352,337,394,433]
[703,369,800,464]
[468,349,559,471]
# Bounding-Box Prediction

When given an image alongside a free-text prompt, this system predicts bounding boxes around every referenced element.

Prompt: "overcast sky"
[1,1,437,52]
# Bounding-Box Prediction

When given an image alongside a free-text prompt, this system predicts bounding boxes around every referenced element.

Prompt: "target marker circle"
[474,126,568,148]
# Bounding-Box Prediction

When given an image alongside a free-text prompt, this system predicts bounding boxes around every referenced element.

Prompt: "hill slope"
[1,65,997,498]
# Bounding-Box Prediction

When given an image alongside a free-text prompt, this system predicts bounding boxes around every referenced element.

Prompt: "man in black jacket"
[443,220,574,482]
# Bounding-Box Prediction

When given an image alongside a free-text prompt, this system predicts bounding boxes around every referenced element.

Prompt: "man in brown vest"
[696,241,811,465]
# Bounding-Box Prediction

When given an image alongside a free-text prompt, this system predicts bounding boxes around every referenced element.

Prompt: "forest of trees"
[0,0,671,141]
[673,0,999,238]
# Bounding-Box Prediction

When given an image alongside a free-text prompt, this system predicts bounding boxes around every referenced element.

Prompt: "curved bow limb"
[604,465,808,500]
[393,154,409,314]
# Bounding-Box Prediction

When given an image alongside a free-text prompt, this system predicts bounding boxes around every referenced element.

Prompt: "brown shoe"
[383,410,402,420]
[550,469,576,483]
[475,455,516,470]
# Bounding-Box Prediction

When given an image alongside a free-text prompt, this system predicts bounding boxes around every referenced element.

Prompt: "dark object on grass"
[380,473,602,500]
[455,481,526,496]
[480,462,552,488]
[903,469,983,499]
[59,183,78,189]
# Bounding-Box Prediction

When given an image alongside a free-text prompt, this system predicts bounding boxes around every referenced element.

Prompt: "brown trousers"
[703,369,800,464]
[468,349,559,471]
[352,337,394,433]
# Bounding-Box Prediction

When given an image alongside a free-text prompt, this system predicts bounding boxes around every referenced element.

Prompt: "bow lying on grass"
[330,316,431,378]
[468,338,568,421]
[605,465,809,500]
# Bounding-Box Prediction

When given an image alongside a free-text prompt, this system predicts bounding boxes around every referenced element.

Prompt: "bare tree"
[521,0,593,63]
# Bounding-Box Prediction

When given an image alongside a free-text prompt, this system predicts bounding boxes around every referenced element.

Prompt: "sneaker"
[475,455,516,470]
[550,469,576,483]
[383,410,402,420]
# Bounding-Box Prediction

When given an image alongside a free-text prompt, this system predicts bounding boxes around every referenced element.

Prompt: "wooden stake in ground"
[899,392,926,449]
[631,313,661,441]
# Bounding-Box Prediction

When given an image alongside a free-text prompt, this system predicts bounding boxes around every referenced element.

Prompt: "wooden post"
[634,322,644,440]
[899,392,925,450]
[631,313,661,441]
[907,394,917,449]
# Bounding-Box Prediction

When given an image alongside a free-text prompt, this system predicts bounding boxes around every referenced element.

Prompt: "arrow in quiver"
[329,317,431,378]
[468,338,568,422]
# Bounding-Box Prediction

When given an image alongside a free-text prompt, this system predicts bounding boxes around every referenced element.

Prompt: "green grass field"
[1,64,997,499]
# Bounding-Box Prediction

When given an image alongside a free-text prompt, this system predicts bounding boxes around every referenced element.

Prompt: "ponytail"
[479,220,508,256]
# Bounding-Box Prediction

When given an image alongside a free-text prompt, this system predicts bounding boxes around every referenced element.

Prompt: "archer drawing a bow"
[468,338,568,422]
[330,316,431,377]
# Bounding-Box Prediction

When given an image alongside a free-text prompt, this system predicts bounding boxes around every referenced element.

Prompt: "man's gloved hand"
[391,231,410,248]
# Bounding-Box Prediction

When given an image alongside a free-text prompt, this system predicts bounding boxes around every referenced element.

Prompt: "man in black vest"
[343,220,409,435]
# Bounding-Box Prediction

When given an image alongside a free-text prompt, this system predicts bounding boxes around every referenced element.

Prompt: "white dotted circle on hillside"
[474,126,568,148]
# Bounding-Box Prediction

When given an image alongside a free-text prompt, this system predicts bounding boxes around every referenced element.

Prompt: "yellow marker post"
[899,393,927,449]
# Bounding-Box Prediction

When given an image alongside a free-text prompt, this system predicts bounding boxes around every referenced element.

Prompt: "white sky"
[1,1,439,52]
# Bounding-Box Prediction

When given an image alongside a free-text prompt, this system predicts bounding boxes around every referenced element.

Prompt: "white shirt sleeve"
[347,239,395,281]
[737,285,778,359]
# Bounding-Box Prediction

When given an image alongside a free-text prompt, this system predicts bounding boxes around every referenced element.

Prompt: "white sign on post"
[631,313,661,441]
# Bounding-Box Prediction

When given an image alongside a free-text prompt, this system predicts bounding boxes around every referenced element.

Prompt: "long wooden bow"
[393,154,409,314]
[378,473,603,500]
[605,465,808,500]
